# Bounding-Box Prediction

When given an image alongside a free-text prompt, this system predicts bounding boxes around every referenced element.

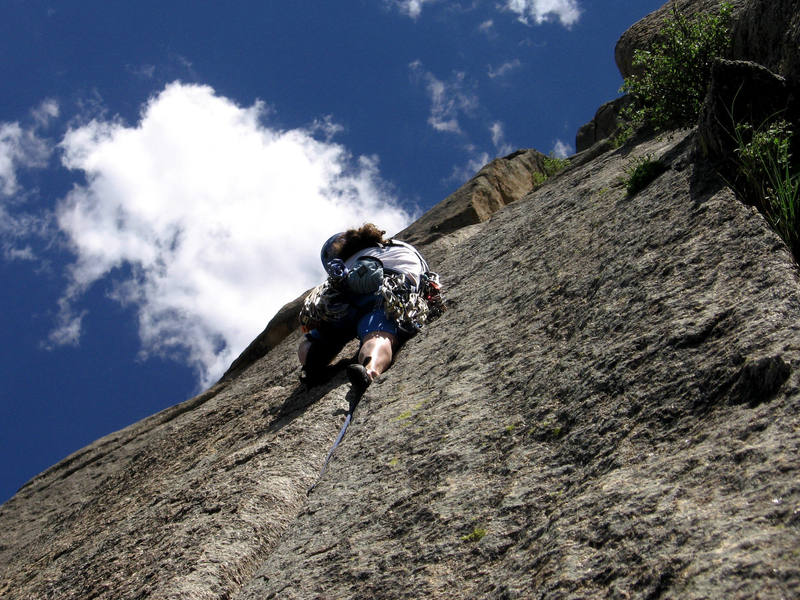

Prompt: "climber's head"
[320,223,387,272]
[320,232,345,272]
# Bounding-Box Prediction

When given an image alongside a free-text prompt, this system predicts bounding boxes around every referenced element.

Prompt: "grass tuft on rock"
[732,118,800,256]
[461,527,487,543]
[624,155,668,196]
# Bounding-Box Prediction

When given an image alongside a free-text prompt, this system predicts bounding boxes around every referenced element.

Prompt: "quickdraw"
[299,280,350,331]
[420,271,446,320]
[381,273,429,333]
[381,271,446,333]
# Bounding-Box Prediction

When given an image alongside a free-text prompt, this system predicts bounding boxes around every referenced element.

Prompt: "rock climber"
[298,223,438,392]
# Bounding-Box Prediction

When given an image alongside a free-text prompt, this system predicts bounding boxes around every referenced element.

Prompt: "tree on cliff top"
[621,2,733,129]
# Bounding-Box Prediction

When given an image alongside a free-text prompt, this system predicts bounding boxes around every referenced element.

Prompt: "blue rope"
[307,411,352,495]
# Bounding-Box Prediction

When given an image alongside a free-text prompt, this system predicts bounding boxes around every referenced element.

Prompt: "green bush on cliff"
[733,118,800,255]
[533,154,570,186]
[620,3,733,130]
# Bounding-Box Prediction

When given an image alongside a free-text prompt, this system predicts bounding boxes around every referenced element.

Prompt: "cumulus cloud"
[410,62,478,135]
[53,82,413,387]
[505,0,581,27]
[551,139,573,158]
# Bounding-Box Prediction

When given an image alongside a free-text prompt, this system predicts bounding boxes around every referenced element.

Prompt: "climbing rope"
[307,402,356,495]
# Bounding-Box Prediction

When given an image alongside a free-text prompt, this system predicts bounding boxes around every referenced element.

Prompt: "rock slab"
[2,126,799,599]
[233,130,800,600]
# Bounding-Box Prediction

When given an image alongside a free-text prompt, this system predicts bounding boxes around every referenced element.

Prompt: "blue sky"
[0,0,665,503]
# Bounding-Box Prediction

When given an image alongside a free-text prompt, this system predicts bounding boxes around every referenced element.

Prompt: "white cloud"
[0,126,23,196]
[0,203,51,256]
[0,103,59,260]
[388,0,580,27]
[393,0,435,18]
[490,122,514,155]
[446,122,516,184]
[488,59,522,79]
[128,64,156,80]
[0,122,51,196]
[309,115,345,142]
[5,246,36,261]
[551,139,573,158]
[448,150,491,184]
[410,62,478,135]
[47,299,85,347]
[31,99,60,128]
[53,82,413,387]
[505,0,581,27]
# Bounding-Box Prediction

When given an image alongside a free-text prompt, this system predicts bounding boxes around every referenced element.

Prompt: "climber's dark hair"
[331,223,387,260]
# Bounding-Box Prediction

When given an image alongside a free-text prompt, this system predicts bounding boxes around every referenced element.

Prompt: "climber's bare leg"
[358,331,397,379]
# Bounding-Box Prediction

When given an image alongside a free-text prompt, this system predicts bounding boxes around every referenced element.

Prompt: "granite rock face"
[233,130,800,600]
[698,59,800,192]
[397,148,548,253]
[575,96,631,153]
[615,0,743,80]
[2,127,799,599]
[580,0,799,152]
[2,3,800,597]
[732,0,800,84]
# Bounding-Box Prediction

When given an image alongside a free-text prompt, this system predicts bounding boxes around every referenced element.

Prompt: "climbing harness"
[381,269,446,333]
[300,268,446,335]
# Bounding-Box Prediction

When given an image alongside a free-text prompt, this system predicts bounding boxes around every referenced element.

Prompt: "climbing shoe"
[347,363,372,393]
[300,365,332,388]
[301,339,341,387]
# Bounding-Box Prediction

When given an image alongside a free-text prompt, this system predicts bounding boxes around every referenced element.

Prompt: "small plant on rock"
[620,2,732,130]
[462,526,487,543]
[624,154,667,196]
[733,118,800,255]
[543,154,570,176]
[612,121,636,148]
[533,154,571,186]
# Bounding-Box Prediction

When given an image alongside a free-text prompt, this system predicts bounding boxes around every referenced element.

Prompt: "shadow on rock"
[266,357,356,434]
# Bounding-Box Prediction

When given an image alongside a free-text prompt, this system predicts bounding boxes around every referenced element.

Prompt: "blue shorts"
[356,307,399,339]
[306,298,398,346]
